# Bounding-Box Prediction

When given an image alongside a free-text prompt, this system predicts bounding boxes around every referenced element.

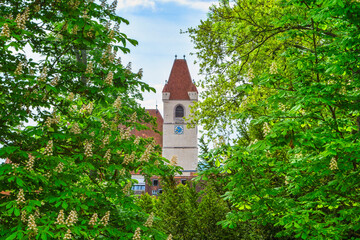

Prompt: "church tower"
[162,58,198,173]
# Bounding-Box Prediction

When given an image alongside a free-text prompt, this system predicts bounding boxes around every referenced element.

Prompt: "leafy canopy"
[188,0,360,239]
[0,0,175,239]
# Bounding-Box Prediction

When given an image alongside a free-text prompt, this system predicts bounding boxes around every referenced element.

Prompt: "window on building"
[152,190,158,195]
[132,185,145,191]
[181,179,187,185]
[153,179,158,186]
[175,105,184,118]
[158,189,163,194]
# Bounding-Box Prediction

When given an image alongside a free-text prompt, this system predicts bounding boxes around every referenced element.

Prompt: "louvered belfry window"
[175,105,184,118]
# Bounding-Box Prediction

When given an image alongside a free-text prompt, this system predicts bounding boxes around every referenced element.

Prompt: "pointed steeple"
[162,59,198,100]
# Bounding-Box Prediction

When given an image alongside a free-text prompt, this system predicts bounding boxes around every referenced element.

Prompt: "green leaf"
[14,208,20,216]
[62,201,68,209]
[215,159,220,167]
[41,232,48,240]
[16,177,24,187]
[5,232,17,240]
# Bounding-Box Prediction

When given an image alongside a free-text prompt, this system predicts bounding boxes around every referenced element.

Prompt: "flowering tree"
[0,0,174,239]
[189,0,360,238]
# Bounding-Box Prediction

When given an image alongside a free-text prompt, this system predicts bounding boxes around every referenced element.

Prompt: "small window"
[175,105,184,118]
[153,179,158,186]
[181,179,187,185]
[152,190,158,195]
[158,189,163,194]
[132,185,145,191]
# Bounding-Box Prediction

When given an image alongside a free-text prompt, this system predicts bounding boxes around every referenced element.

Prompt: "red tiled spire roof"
[162,59,198,100]
[132,109,163,147]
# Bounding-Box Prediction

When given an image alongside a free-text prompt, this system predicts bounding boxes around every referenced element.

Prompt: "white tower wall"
[161,59,199,173]
[162,98,198,171]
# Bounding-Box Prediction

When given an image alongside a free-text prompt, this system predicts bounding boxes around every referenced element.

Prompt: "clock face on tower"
[174,125,184,135]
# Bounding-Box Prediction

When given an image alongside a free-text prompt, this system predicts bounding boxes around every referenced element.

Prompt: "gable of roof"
[162,59,198,100]
[132,109,163,147]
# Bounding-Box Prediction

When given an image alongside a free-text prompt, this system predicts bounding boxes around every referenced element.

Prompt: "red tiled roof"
[132,109,163,147]
[2,159,11,196]
[0,191,10,196]
[162,59,198,100]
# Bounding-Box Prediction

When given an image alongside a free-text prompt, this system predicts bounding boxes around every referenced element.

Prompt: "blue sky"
[0,0,215,164]
[116,0,216,114]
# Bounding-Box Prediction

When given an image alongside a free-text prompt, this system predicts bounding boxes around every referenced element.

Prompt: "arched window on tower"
[175,105,184,118]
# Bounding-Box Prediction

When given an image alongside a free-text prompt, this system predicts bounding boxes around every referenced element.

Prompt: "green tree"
[195,184,243,240]
[147,181,242,240]
[197,138,278,239]
[154,184,192,239]
[137,192,155,214]
[188,0,360,239]
[0,0,173,239]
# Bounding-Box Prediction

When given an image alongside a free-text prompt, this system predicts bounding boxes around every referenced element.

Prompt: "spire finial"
[175,55,177,59]
[156,100,158,112]
[165,80,168,84]
[183,55,186,59]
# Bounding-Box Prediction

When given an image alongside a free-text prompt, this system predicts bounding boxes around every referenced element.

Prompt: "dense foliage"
[0,0,174,239]
[138,182,243,240]
[188,0,360,239]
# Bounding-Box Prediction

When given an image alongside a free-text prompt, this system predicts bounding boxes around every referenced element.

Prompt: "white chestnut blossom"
[105,72,113,85]
[27,214,38,234]
[270,61,278,74]
[123,181,132,195]
[100,211,110,226]
[43,140,53,156]
[25,154,35,171]
[104,149,111,164]
[89,213,98,225]
[15,8,29,30]
[68,92,75,101]
[247,68,255,81]
[70,122,81,134]
[63,229,72,239]
[1,23,10,38]
[133,227,141,240]
[16,189,26,204]
[113,96,121,109]
[329,157,339,170]
[170,155,178,166]
[38,66,48,82]
[84,140,93,157]
[85,61,93,74]
[54,162,64,173]
[66,210,78,226]
[14,62,23,75]
[144,212,154,228]
[55,210,65,225]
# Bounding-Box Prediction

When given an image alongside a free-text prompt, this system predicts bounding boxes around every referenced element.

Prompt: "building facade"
[132,57,198,196]
[162,58,198,174]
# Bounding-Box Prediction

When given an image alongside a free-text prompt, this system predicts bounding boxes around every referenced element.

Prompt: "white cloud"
[118,0,156,10]
[117,0,215,11]
[158,0,216,11]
